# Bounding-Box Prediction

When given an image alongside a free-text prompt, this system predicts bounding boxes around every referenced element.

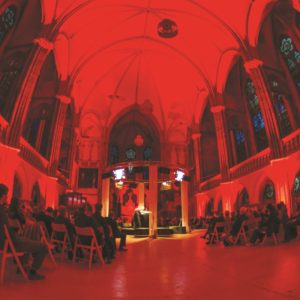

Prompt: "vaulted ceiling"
[39,0,277,141]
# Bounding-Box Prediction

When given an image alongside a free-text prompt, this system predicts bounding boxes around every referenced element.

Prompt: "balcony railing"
[283,129,300,156]
[230,149,270,179]
[19,138,49,173]
[199,174,221,192]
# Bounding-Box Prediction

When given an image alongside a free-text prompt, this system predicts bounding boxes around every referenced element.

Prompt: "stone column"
[244,59,283,158]
[101,177,110,217]
[181,180,190,232]
[149,165,158,237]
[48,95,71,176]
[210,105,230,181]
[138,182,145,209]
[6,38,53,147]
[0,143,20,202]
[191,133,201,184]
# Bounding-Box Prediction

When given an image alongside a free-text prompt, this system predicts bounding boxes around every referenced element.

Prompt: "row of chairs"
[0,221,105,284]
[208,218,279,246]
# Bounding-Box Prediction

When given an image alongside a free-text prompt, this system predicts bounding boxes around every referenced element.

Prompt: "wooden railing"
[19,137,49,173]
[230,149,270,179]
[283,129,300,156]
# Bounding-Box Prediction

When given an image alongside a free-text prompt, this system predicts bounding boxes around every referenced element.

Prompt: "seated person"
[204,212,225,244]
[53,206,76,259]
[106,211,127,252]
[93,203,114,263]
[8,197,26,226]
[0,184,47,280]
[36,207,54,236]
[222,207,248,246]
[250,204,280,245]
[75,205,103,246]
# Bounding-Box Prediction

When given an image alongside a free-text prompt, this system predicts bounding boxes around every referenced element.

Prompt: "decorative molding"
[244,59,263,73]
[210,105,225,114]
[33,38,53,50]
[56,95,71,104]
[191,133,201,140]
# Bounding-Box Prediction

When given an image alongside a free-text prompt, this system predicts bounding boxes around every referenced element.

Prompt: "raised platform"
[121,226,187,237]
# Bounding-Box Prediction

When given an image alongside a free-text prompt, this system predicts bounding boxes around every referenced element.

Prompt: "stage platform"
[121,226,187,237]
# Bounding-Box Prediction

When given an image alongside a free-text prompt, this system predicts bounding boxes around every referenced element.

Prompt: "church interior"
[1,0,300,299]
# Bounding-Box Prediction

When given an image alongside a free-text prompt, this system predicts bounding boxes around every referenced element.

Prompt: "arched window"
[236,188,249,210]
[262,182,276,203]
[268,77,293,137]
[0,6,17,46]
[109,145,119,164]
[279,35,300,94]
[217,199,223,215]
[245,79,268,151]
[143,146,152,160]
[126,148,136,161]
[292,173,300,211]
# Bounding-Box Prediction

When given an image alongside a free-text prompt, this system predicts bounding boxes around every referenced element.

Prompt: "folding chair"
[208,222,225,244]
[233,221,248,245]
[261,232,278,245]
[0,225,28,284]
[73,227,104,269]
[39,223,56,267]
[7,218,23,236]
[50,223,71,260]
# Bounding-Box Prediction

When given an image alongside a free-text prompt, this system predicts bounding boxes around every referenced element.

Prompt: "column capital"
[244,59,263,73]
[210,105,225,114]
[293,0,300,12]
[191,133,201,140]
[33,38,53,50]
[56,95,71,105]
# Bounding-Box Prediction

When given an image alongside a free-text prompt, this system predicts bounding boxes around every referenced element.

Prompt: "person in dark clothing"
[222,207,248,246]
[75,205,103,246]
[250,203,280,244]
[0,184,47,280]
[9,197,26,225]
[36,207,54,236]
[106,211,127,252]
[93,203,114,262]
[53,206,76,259]
[203,212,225,244]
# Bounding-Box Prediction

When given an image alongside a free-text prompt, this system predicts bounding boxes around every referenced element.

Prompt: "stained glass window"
[143,146,152,160]
[0,6,17,45]
[0,50,28,120]
[234,129,246,145]
[268,77,292,137]
[279,35,300,94]
[294,175,300,195]
[245,79,268,151]
[110,145,119,164]
[262,183,275,202]
[126,148,136,160]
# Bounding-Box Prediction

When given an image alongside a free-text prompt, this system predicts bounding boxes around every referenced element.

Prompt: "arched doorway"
[261,181,276,204]
[236,188,250,210]
[292,173,300,211]
[12,174,22,199]
[31,182,43,208]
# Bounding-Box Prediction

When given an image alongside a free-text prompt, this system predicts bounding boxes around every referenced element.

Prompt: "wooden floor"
[1,231,300,300]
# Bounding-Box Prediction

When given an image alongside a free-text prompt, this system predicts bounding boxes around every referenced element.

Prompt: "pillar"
[48,95,71,176]
[181,180,190,232]
[101,177,110,217]
[6,38,53,147]
[0,143,20,202]
[210,105,230,181]
[244,59,283,158]
[149,165,158,237]
[192,133,201,184]
[138,182,145,209]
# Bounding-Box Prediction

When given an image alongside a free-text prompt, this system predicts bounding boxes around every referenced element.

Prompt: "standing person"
[0,184,47,280]
[106,211,127,252]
